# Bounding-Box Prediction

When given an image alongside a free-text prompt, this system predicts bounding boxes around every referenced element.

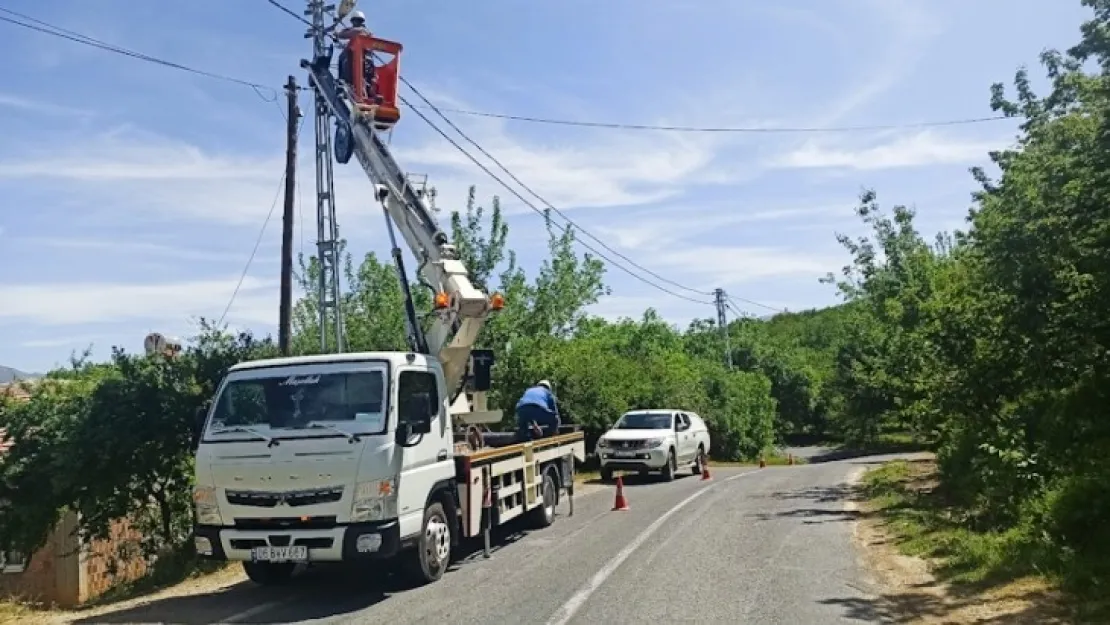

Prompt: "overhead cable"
[0,8,278,101]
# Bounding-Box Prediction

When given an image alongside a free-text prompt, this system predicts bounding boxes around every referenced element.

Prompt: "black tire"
[529,468,559,529]
[661,449,676,481]
[402,502,452,585]
[600,467,613,482]
[692,446,705,476]
[242,561,296,586]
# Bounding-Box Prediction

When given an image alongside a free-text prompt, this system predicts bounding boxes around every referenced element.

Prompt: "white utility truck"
[190,5,585,586]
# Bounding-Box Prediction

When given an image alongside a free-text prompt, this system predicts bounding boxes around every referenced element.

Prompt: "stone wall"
[81,516,149,602]
[0,510,81,607]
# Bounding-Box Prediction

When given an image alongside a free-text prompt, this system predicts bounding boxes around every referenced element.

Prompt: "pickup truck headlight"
[645,438,666,448]
[596,438,610,449]
[193,486,223,525]
[351,477,398,523]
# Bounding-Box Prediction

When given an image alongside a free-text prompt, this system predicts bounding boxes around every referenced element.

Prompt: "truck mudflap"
[193,520,403,562]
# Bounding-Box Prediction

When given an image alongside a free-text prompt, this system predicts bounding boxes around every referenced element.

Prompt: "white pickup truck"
[595,410,711,481]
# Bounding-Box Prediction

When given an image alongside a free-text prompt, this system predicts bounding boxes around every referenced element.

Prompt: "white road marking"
[223,598,289,623]
[546,470,756,625]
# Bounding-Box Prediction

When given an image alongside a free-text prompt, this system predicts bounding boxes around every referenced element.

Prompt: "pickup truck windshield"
[205,371,387,436]
[614,412,672,429]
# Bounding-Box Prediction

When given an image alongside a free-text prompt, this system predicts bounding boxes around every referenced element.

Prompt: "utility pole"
[714,288,733,370]
[279,75,300,356]
[305,0,345,353]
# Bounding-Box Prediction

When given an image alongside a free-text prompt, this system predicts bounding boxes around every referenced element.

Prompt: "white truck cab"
[193,352,585,586]
[596,410,711,482]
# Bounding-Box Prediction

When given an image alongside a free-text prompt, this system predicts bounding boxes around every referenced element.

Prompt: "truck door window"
[676,414,690,431]
[397,371,439,426]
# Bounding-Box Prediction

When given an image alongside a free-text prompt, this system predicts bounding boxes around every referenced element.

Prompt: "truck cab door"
[394,367,454,540]
[675,413,693,463]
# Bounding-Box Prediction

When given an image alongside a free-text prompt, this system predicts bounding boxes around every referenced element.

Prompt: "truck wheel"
[600,467,613,482]
[403,502,452,585]
[529,468,559,529]
[661,449,676,482]
[242,561,295,586]
[692,446,705,476]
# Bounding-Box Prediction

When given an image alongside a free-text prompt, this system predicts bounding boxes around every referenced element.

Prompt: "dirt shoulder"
[0,565,246,625]
[849,456,1075,624]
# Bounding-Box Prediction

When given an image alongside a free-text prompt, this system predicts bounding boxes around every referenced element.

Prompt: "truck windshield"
[206,370,387,436]
[614,412,672,430]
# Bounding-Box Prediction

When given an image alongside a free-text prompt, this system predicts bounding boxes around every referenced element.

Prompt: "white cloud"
[392,89,726,213]
[395,132,718,213]
[23,237,251,262]
[816,0,943,125]
[772,131,1007,171]
[0,277,278,326]
[20,336,104,348]
[651,245,842,289]
[0,92,93,117]
[592,203,850,251]
[0,126,378,231]
[588,295,713,326]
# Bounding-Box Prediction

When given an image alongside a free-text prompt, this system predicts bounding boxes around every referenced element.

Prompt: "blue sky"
[0,0,1090,373]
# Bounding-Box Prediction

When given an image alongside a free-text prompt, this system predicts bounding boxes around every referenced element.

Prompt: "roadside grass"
[0,599,49,625]
[862,459,1110,623]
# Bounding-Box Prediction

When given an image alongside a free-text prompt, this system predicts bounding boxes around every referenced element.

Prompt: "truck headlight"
[350,477,398,523]
[645,438,666,448]
[596,438,610,449]
[193,486,223,525]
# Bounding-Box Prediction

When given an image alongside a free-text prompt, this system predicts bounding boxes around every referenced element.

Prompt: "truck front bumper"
[193,520,402,562]
[598,447,670,471]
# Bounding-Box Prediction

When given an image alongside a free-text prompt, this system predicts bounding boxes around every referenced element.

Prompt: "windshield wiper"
[305,421,361,443]
[210,425,280,447]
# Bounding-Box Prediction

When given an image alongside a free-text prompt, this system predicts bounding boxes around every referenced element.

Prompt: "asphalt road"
[79,454,902,625]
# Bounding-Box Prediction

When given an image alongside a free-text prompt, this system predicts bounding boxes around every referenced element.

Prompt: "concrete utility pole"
[279,75,300,356]
[714,288,733,370]
[305,0,345,353]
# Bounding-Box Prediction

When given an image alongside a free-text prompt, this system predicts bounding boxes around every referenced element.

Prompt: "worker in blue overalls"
[515,380,561,441]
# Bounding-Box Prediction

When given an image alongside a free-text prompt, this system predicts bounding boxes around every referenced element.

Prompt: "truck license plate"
[251,546,308,562]
[611,451,636,458]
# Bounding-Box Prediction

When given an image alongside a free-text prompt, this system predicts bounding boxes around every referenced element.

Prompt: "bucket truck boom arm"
[301,52,503,426]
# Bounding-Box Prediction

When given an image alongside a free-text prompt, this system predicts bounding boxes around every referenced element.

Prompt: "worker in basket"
[334,10,379,103]
[515,380,561,441]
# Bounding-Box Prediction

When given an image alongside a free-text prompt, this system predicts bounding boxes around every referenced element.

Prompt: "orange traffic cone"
[759,456,766,469]
[701,455,712,481]
[612,476,630,511]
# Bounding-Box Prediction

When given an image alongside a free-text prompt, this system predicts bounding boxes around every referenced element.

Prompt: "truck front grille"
[611,440,647,450]
[225,486,344,508]
[233,516,338,530]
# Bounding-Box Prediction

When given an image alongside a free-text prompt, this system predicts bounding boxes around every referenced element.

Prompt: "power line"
[729,295,783,314]
[263,0,771,309]
[2,6,1012,136]
[219,115,307,326]
[394,92,712,305]
[265,0,313,28]
[398,75,714,299]
[408,106,1011,134]
[0,8,278,101]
